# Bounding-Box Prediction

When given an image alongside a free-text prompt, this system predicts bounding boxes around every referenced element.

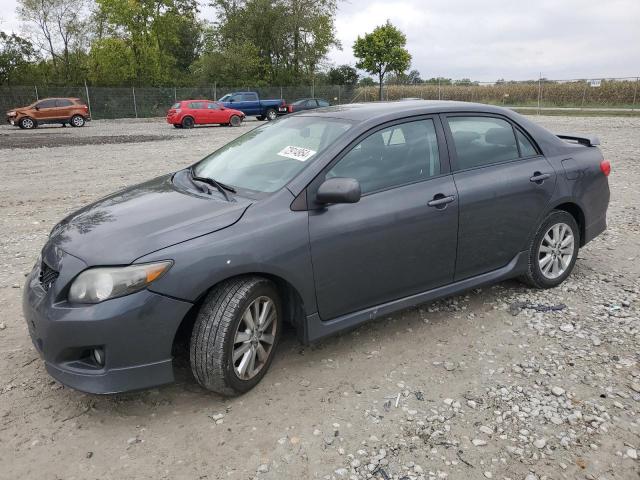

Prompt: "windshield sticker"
[277,146,316,162]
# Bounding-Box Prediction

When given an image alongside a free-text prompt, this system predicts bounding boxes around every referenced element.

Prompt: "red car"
[166,100,245,128]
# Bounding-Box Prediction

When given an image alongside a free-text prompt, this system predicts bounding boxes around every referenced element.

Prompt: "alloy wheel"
[232,296,277,380]
[72,116,84,127]
[538,222,575,279]
[21,118,34,129]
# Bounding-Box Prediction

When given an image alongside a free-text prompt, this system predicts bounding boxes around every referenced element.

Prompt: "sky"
[1,0,639,82]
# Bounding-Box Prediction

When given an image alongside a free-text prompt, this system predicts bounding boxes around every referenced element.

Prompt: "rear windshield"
[194,116,353,193]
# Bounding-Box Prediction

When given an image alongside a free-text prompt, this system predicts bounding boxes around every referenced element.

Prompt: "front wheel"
[521,210,580,288]
[190,277,282,396]
[229,114,242,127]
[265,109,277,121]
[19,117,36,129]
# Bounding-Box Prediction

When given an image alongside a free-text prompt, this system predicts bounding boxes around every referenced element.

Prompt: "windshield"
[219,94,231,102]
[193,116,353,193]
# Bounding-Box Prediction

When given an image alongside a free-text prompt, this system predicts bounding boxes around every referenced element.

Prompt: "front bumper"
[22,260,193,394]
[6,116,17,125]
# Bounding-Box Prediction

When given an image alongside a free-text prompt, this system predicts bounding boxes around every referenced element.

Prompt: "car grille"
[39,261,59,292]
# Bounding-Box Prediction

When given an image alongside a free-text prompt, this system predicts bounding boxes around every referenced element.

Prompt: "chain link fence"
[1,78,638,120]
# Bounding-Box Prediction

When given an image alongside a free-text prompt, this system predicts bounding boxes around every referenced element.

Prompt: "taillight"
[288,105,293,113]
[600,160,611,176]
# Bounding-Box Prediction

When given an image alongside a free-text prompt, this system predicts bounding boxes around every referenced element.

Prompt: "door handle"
[530,172,551,183]
[428,194,456,208]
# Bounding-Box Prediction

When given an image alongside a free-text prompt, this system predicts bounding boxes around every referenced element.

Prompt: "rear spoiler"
[557,134,600,147]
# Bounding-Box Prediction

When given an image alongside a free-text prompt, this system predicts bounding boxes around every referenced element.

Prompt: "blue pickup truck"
[218,92,287,121]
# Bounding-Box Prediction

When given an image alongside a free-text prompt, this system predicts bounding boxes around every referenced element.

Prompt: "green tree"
[353,21,411,100]
[93,0,202,85]
[17,0,89,83]
[210,0,339,85]
[0,31,37,84]
[328,64,358,85]
[358,76,375,86]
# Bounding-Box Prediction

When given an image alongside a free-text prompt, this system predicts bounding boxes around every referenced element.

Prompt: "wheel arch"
[171,272,307,356]
[549,200,586,247]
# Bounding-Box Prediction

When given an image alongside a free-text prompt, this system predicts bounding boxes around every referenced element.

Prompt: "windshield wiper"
[189,166,236,201]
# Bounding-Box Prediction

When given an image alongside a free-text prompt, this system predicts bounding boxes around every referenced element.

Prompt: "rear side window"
[56,99,73,107]
[516,129,538,157]
[447,116,519,170]
[36,99,57,108]
[327,119,441,194]
[241,93,258,101]
[188,102,205,109]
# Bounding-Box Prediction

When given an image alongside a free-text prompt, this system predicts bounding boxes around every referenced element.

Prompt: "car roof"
[180,99,212,102]
[298,100,518,122]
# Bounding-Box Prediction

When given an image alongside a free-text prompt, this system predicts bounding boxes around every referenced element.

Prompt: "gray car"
[22,101,610,395]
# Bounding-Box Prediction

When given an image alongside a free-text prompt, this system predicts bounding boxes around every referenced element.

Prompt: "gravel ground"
[0,116,638,480]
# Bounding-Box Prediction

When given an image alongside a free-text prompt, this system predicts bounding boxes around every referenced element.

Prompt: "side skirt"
[302,250,529,344]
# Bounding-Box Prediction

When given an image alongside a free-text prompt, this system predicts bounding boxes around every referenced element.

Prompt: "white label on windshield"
[277,146,316,162]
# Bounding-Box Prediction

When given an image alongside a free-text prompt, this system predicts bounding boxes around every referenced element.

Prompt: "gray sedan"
[23,101,610,395]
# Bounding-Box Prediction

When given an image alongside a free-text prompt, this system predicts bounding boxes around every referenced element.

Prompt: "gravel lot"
[0,115,638,480]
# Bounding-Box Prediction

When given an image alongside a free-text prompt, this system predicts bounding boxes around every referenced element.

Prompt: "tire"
[190,277,282,396]
[19,117,36,129]
[229,115,242,127]
[520,210,580,289]
[70,114,85,127]
[256,115,265,121]
[182,116,195,128]
[265,109,277,121]
[173,124,183,129]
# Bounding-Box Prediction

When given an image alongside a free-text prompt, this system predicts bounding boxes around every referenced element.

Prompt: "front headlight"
[68,261,172,304]
[8,111,16,116]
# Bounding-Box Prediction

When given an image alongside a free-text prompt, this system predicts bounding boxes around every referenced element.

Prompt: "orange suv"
[6,97,90,129]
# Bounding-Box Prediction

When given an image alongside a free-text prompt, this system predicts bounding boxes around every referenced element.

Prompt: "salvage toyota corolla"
[23,101,610,395]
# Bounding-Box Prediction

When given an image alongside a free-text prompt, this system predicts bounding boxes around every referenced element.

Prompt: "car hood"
[46,174,252,266]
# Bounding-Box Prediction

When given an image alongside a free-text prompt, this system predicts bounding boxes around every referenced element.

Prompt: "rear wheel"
[173,124,183,129]
[521,210,580,288]
[70,114,85,127]
[190,277,282,396]
[19,117,36,129]
[229,114,242,127]
[265,109,277,121]
[182,116,195,128]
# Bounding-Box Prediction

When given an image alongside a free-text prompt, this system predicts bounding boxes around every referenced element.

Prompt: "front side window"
[230,94,244,102]
[36,99,57,109]
[194,116,353,193]
[327,119,441,195]
[207,102,221,110]
[447,116,520,170]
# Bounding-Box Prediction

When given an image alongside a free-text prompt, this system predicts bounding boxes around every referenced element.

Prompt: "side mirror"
[34,106,40,110]
[316,177,361,205]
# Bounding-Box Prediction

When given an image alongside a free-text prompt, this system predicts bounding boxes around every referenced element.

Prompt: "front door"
[442,114,557,280]
[34,99,58,121]
[308,117,459,320]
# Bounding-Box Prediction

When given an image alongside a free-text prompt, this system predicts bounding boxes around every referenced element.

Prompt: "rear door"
[241,93,260,115]
[55,99,74,120]
[442,114,557,280]
[308,116,459,320]
[188,101,206,124]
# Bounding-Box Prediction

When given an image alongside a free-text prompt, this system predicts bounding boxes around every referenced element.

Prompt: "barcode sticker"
[277,146,316,162]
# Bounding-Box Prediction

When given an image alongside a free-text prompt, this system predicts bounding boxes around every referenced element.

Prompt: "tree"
[327,64,358,85]
[210,0,339,85]
[18,0,89,83]
[0,31,37,84]
[353,21,411,100]
[93,0,203,85]
[358,76,375,86]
